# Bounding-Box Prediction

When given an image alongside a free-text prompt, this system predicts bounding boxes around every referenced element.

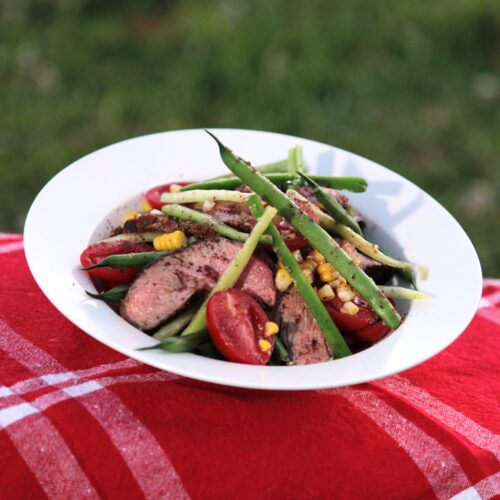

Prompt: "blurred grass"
[1,0,499,275]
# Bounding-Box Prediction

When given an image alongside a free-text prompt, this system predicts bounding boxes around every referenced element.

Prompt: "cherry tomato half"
[348,320,391,343]
[80,241,152,285]
[325,296,391,342]
[145,182,192,209]
[206,289,274,365]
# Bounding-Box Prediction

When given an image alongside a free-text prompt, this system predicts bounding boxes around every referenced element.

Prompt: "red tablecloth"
[0,233,498,499]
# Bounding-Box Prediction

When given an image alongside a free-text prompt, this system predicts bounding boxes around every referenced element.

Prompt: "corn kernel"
[264,321,279,337]
[317,284,335,301]
[340,301,359,315]
[292,249,304,263]
[308,250,326,264]
[329,279,341,288]
[258,339,272,352]
[300,260,317,271]
[123,210,140,222]
[169,184,182,193]
[153,230,188,251]
[317,263,334,275]
[275,268,292,292]
[142,200,153,212]
[302,268,314,283]
[337,283,356,302]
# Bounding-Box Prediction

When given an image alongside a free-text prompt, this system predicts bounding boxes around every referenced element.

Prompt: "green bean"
[180,173,367,193]
[378,286,431,301]
[206,130,401,329]
[247,194,351,358]
[181,204,278,336]
[81,250,171,270]
[299,172,363,235]
[160,189,250,205]
[138,330,209,352]
[273,336,291,364]
[101,232,163,243]
[85,284,130,301]
[153,304,198,340]
[287,145,307,190]
[161,204,272,245]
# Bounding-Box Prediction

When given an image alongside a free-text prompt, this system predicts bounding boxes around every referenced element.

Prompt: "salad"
[80,131,428,365]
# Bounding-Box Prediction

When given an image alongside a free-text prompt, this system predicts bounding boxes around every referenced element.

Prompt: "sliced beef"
[276,287,333,365]
[200,201,256,231]
[296,186,350,210]
[121,237,276,331]
[115,213,216,240]
[339,241,392,283]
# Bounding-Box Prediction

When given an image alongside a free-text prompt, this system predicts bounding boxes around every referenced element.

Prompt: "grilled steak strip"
[114,213,217,240]
[121,236,276,331]
[339,241,392,283]
[276,287,333,365]
[200,201,256,231]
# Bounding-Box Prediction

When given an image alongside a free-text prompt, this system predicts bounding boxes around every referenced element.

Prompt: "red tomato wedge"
[80,241,152,285]
[145,182,191,209]
[325,296,391,342]
[206,289,274,365]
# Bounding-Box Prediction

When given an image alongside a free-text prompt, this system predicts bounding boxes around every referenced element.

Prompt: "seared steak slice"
[115,213,216,240]
[339,241,392,283]
[277,287,333,365]
[296,186,350,210]
[121,237,276,331]
[200,201,256,231]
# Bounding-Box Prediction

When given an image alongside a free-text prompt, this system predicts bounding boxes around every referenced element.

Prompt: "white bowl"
[24,128,482,390]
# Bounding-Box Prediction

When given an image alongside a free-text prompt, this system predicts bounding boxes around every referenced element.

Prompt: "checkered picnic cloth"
[0,232,498,499]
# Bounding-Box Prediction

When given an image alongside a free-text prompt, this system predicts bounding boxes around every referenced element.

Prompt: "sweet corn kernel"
[264,321,279,337]
[300,260,317,271]
[340,301,359,315]
[308,250,326,264]
[302,268,314,283]
[317,284,335,301]
[142,200,153,212]
[153,230,188,251]
[317,263,334,275]
[337,283,356,302]
[169,184,182,193]
[329,279,341,289]
[275,268,292,292]
[258,339,272,352]
[123,210,140,222]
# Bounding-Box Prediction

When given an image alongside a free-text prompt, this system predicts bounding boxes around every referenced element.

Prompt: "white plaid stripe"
[451,471,500,500]
[2,391,99,498]
[0,318,188,500]
[375,376,500,461]
[0,241,24,254]
[323,387,471,500]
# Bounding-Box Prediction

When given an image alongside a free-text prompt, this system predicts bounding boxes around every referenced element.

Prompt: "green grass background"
[1,0,499,275]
